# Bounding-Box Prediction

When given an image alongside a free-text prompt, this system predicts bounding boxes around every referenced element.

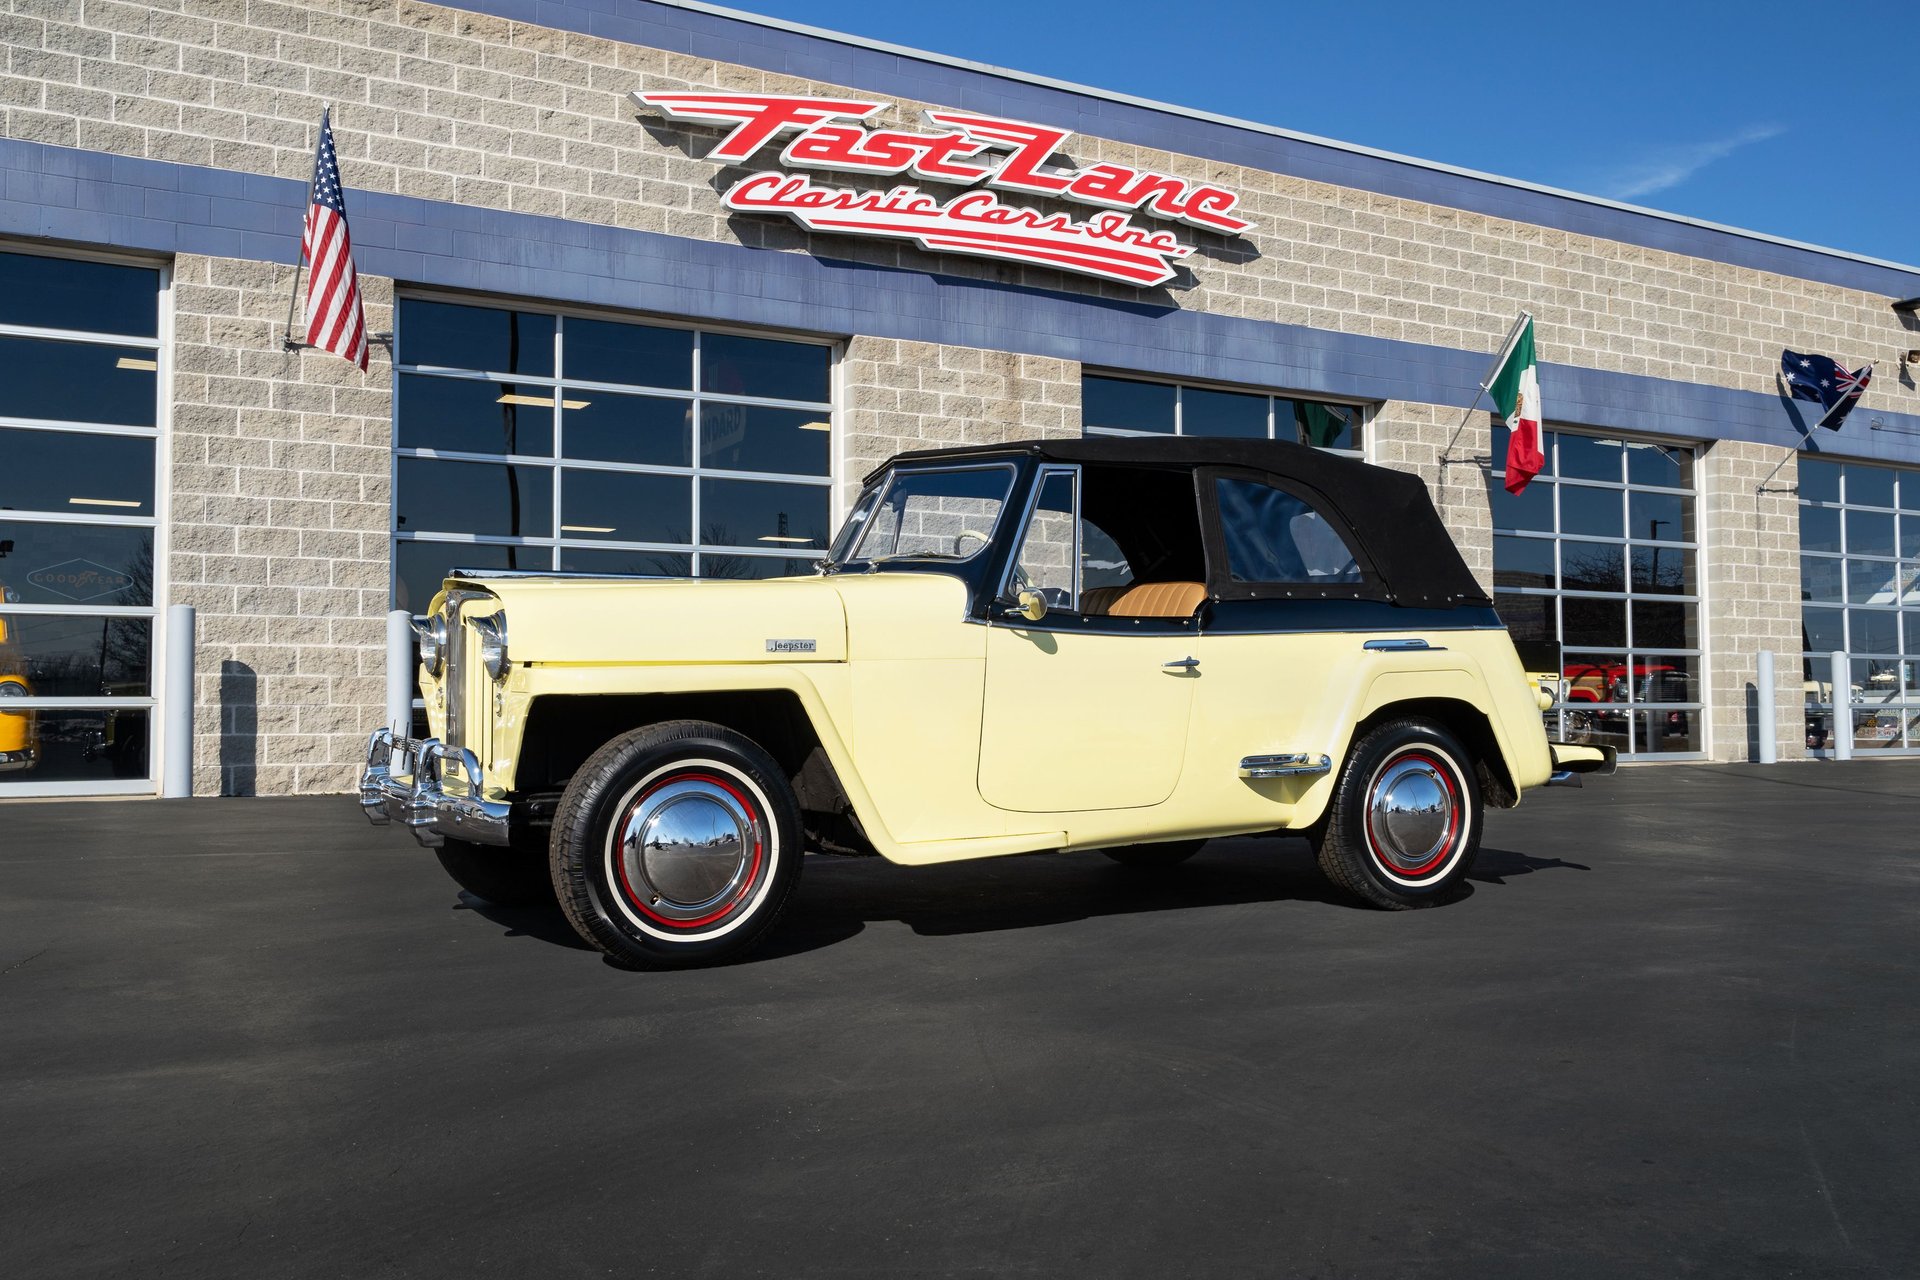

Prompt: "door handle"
[1163,656,1199,670]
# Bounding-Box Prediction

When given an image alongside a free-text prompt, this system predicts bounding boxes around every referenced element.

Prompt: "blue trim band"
[4,137,1917,467]
[443,0,1920,299]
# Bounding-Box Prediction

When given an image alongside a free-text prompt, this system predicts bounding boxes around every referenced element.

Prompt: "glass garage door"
[0,248,165,795]
[392,297,835,612]
[1799,458,1920,755]
[1489,428,1704,760]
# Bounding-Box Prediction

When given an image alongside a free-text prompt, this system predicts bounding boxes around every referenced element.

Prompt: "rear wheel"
[434,839,553,908]
[1102,839,1206,869]
[1313,718,1481,910]
[551,721,802,969]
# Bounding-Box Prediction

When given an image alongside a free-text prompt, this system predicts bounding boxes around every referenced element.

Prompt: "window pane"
[0,252,159,337]
[1636,709,1699,754]
[1488,475,1553,533]
[565,318,692,389]
[0,427,154,517]
[1561,541,1624,594]
[1844,464,1895,509]
[1799,504,1841,554]
[1493,592,1556,646]
[396,375,555,456]
[1559,485,1624,539]
[396,458,552,538]
[701,404,830,476]
[701,334,829,403]
[1902,476,1920,513]
[1283,399,1360,450]
[0,336,156,427]
[1084,376,1175,434]
[0,522,153,606]
[1852,708,1904,751]
[1,707,148,782]
[394,541,536,614]
[1557,435,1623,483]
[1846,559,1901,605]
[1798,459,1840,504]
[558,547,691,578]
[1631,654,1698,704]
[1631,545,1693,596]
[1631,600,1693,650]
[1801,606,1843,653]
[697,553,810,580]
[1849,608,1897,654]
[1846,509,1896,559]
[1182,387,1267,439]
[1081,518,1133,592]
[1625,441,1692,490]
[1562,597,1626,648]
[1901,562,1920,607]
[1800,555,1843,603]
[561,391,691,468]
[852,467,1012,561]
[398,300,554,375]
[1853,658,1903,704]
[1563,653,1630,705]
[701,478,831,550]
[1902,516,1920,559]
[1215,478,1360,583]
[0,614,150,697]
[560,469,691,546]
[1629,490,1691,543]
[1014,471,1077,608]
[1493,536,1554,590]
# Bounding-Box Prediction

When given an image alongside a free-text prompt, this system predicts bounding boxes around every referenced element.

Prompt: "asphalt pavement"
[2,762,1917,1279]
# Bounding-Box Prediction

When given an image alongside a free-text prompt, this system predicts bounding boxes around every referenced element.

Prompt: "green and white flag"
[1489,314,1543,494]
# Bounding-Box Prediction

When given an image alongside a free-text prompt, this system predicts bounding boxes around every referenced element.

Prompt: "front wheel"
[1312,718,1481,910]
[550,721,802,969]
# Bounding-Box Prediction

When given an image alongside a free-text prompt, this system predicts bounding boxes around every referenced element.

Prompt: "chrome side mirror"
[1014,589,1047,623]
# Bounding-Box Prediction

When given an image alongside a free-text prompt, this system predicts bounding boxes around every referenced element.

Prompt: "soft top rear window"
[1214,477,1362,584]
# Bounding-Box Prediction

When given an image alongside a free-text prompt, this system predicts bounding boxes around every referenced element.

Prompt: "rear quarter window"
[1215,477,1362,584]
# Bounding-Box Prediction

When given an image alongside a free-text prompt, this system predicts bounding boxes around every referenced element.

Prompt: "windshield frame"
[824,460,1020,573]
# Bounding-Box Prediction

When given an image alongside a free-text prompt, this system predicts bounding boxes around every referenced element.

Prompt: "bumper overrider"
[1545,740,1619,787]
[359,727,512,848]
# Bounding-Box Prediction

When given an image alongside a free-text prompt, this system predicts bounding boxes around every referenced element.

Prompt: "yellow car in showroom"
[363,437,1612,968]
[0,590,38,774]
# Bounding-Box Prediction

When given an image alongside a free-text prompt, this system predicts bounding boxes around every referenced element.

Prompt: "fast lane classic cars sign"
[632,92,1254,287]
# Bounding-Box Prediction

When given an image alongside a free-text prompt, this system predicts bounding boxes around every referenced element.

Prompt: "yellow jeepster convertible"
[362,437,1612,968]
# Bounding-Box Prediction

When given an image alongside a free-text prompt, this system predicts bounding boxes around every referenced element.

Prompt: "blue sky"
[736,0,1914,266]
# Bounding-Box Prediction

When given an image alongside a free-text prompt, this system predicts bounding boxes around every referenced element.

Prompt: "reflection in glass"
[561,470,691,546]
[1562,597,1626,648]
[0,522,153,607]
[1844,465,1895,509]
[1636,709,1698,754]
[1845,509,1895,559]
[0,428,155,517]
[1848,608,1897,655]
[1631,600,1692,650]
[1846,559,1901,605]
[1487,475,1553,533]
[1851,658,1903,704]
[1284,399,1360,450]
[1631,545,1693,596]
[1625,441,1692,490]
[1852,708,1904,750]
[700,404,831,476]
[1557,434,1623,483]
[0,615,150,697]
[1630,653,1698,703]
[0,707,148,782]
[0,251,159,337]
[1801,606,1843,653]
[394,541,537,614]
[1560,541,1624,593]
[397,458,552,538]
[1084,376,1176,434]
[1182,387,1267,438]
[0,336,157,427]
[700,554,815,580]
[562,392,691,468]
[1902,515,1920,558]
[1798,459,1840,504]
[1800,556,1843,603]
[558,547,692,578]
[1559,485,1624,540]
[1493,536,1554,590]
[701,478,830,550]
[566,318,692,389]
[848,466,1013,562]
[398,300,554,375]
[397,375,555,456]
[701,333,830,403]
[1799,504,1841,554]
[1493,592,1555,644]
[1629,489,1691,543]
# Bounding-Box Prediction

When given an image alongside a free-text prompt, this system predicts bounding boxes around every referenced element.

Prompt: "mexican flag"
[1490,315,1543,495]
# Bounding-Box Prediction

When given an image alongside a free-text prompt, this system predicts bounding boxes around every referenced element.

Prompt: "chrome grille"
[443,598,466,756]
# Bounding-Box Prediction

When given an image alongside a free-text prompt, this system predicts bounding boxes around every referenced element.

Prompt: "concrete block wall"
[169,252,394,795]
[1699,441,1805,762]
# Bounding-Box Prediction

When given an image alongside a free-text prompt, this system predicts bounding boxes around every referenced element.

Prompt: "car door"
[977,465,1199,813]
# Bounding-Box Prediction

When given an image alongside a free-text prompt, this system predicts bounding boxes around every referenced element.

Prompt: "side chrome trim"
[1363,637,1445,652]
[359,727,512,848]
[1238,752,1334,779]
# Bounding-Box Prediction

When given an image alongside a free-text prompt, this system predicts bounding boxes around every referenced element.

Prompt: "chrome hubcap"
[1367,754,1456,873]
[616,776,762,922]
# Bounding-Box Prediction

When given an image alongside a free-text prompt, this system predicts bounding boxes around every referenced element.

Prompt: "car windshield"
[827,464,1016,568]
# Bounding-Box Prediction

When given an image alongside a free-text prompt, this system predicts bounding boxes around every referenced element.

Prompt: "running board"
[1238,753,1333,779]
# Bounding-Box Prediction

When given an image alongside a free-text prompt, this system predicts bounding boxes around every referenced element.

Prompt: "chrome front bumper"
[359,727,512,848]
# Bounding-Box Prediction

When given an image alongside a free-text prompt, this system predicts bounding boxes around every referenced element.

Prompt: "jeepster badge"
[766,638,817,654]
[633,91,1254,288]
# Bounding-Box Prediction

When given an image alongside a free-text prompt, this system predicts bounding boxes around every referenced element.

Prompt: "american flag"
[300,109,369,370]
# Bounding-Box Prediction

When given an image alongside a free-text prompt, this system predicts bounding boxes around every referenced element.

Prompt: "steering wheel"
[955,528,992,558]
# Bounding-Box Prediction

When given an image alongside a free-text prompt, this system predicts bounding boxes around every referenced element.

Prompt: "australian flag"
[1782,350,1873,431]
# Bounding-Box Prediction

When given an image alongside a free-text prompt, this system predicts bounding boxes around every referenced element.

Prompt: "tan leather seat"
[1080,581,1206,619]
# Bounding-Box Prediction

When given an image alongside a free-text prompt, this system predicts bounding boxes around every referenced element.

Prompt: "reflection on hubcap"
[1367,753,1457,874]
[617,775,762,923]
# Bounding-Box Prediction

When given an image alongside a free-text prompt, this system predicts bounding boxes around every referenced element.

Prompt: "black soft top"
[878,436,1489,609]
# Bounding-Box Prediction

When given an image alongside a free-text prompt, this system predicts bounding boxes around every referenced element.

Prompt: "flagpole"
[282,105,327,353]
[1438,310,1531,467]
[1755,361,1873,494]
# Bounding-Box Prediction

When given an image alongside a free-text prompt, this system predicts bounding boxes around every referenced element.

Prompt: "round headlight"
[0,680,25,713]
[416,614,446,676]
[474,614,509,680]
